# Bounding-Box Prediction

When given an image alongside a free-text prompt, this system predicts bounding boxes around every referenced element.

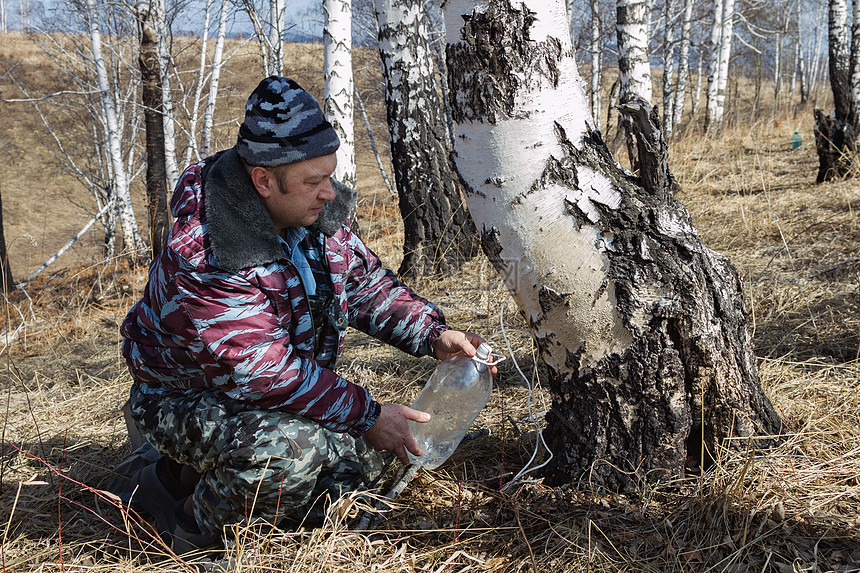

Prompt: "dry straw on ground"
[2,35,859,573]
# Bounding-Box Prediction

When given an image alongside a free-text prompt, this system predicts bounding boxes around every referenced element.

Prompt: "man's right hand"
[364,403,430,465]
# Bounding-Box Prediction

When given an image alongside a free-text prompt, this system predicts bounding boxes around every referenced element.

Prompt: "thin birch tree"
[374,0,477,277]
[444,0,780,490]
[86,0,145,260]
[201,0,230,157]
[617,0,653,168]
[154,0,179,191]
[184,0,213,166]
[705,0,735,135]
[671,0,695,133]
[814,0,857,181]
[661,0,677,136]
[240,0,285,76]
[324,0,356,189]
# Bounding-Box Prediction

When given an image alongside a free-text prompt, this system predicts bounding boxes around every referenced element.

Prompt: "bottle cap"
[476,342,492,361]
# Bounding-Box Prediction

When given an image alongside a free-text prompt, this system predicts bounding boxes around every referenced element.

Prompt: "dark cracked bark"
[136,1,170,259]
[445,0,781,492]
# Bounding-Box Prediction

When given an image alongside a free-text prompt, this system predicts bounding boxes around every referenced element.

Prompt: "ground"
[1,33,859,573]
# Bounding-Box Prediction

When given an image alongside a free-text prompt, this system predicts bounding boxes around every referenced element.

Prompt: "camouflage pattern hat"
[236,76,340,167]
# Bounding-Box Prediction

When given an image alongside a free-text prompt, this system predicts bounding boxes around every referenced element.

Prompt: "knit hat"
[236,76,340,167]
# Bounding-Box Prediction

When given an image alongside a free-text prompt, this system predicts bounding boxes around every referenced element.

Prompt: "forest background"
[0,0,859,570]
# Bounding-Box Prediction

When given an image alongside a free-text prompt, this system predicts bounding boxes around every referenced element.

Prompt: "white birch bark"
[201,0,229,157]
[705,0,723,132]
[185,0,213,165]
[692,49,703,123]
[671,0,694,133]
[828,0,852,121]
[774,32,781,111]
[155,0,179,191]
[661,0,677,136]
[324,0,356,188]
[85,0,144,257]
[590,0,602,131]
[790,39,798,96]
[1,0,6,33]
[268,0,285,75]
[617,0,653,104]
[706,0,734,135]
[798,36,809,103]
[810,0,825,100]
[444,0,779,489]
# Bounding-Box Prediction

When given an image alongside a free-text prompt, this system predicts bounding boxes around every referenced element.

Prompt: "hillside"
[1,32,859,572]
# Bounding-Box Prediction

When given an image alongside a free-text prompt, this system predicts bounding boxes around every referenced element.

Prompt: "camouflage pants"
[128,383,383,536]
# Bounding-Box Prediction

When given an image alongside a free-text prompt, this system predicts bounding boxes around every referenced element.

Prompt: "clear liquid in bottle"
[407,342,492,469]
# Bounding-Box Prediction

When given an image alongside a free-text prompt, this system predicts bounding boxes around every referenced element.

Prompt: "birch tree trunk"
[827,0,852,121]
[692,49,703,125]
[154,0,179,191]
[444,0,780,490]
[135,0,170,259]
[268,0,285,75]
[774,32,781,112]
[324,0,356,190]
[185,0,213,166]
[661,0,677,136]
[374,0,477,278]
[790,40,798,97]
[617,0,652,103]
[798,39,809,103]
[713,0,734,132]
[671,0,694,133]
[705,0,734,135]
[201,0,229,157]
[849,0,860,111]
[815,0,856,181]
[590,0,602,131]
[0,187,13,293]
[617,0,652,169]
[86,0,145,261]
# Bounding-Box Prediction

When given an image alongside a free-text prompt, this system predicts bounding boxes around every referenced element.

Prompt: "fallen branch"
[16,201,113,288]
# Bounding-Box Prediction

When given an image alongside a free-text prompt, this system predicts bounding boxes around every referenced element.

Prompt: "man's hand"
[364,403,430,465]
[432,330,497,375]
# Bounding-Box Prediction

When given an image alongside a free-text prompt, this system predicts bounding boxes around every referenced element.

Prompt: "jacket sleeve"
[341,231,449,357]
[174,266,380,436]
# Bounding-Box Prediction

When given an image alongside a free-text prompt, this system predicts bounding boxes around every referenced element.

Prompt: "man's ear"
[249,166,275,198]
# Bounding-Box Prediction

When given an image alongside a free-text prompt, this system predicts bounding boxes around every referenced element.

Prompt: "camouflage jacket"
[121,147,449,437]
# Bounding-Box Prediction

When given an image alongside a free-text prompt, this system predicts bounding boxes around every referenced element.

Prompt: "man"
[120,76,487,551]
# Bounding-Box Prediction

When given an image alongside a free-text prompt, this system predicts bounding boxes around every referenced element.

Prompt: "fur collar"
[203,146,357,271]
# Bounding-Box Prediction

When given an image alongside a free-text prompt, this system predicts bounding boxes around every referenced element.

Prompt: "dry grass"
[2,32,860,573]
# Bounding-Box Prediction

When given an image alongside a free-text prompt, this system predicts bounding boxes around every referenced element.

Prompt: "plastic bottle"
[407,342,493,469]
[792,131,802,149]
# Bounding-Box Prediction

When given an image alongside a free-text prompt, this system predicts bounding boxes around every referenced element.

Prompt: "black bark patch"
[538,285,570,314]
[447,0,562,124]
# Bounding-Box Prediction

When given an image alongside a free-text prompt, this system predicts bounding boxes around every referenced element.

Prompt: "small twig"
[806,259,859,280]
[513,501,537,572]
[353,464,420,532]
[58,430,67,573]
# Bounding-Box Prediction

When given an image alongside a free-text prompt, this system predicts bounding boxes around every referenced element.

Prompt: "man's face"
[258,153,338,230]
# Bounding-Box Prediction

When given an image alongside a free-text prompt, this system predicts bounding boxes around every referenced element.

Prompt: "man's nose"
[320,179,336,201]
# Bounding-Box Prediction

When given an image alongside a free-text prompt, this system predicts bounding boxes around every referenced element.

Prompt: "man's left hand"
[432,330,497,375]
